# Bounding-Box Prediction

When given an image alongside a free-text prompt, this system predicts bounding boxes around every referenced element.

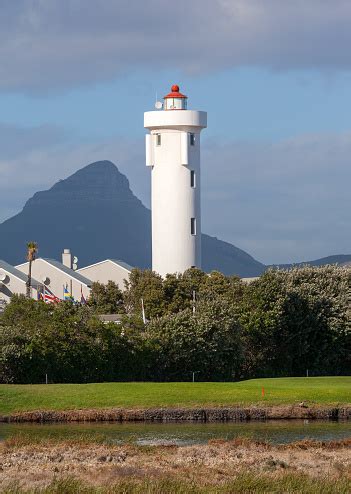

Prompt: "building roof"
[97,314,123,323]
[110,259,133,271]
[78,259,133,273]
[164,84,187,99]
[241,277,260,284]
[0,259,41,287]
[42,259,92,286]
[16,258,92,287]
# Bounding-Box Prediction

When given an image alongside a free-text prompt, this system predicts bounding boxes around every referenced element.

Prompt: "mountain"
[0,161,266,277]
[201,234,265,277]
[0,161,151,269]
[269,254,351,270]
[1,161,349,276]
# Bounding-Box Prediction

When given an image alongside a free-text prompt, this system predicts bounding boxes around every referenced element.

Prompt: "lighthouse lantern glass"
[165,97,187,110]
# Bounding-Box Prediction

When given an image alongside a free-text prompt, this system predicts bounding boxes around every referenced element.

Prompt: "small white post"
[141,298,146,324]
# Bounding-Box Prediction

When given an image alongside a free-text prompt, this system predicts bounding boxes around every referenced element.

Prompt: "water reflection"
[1,420,350,446]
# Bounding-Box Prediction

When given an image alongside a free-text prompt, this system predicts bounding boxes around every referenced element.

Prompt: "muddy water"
[1,420,351,446]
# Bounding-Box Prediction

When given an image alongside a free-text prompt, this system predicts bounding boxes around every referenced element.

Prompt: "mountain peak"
[51,160,131,192]
[65,160,123,180]
[0,160,152,268]
[23,160,138,212]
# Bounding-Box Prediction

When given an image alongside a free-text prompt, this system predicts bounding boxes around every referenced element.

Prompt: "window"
[191,217,196,235]
[190,170,196,188]
[156,133,161,146]
[190,133,195,146]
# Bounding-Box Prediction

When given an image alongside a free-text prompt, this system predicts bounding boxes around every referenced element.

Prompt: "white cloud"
[1,0,351,92]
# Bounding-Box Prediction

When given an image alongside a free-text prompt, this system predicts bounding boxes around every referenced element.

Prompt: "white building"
[144,84,207,276]
[0,259,40,304]
[77,259,132,290]
[16,258,91,301]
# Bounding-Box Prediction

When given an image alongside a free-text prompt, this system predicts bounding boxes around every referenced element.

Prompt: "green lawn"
[0,377,350,415]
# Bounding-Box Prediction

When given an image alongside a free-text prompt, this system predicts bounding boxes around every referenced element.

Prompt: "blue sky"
[0,0,350,264]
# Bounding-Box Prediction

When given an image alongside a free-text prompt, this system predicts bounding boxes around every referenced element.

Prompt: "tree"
[145,296,243,381]
[123,269,165,319]
[238,266,351,377]
[0,296,137,383]
[87,281,124,314]
[25,241,38,299]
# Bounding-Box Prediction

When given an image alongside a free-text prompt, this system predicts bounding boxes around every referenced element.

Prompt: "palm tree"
[26,241,38,298]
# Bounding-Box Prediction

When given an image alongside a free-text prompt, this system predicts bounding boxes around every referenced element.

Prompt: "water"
[1,420,350,446]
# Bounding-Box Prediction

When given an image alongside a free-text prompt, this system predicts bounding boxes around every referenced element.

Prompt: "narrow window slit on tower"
[191,217,196,235]
[190,170,196,188]
[190,133,195,146]
[156,133,161,146]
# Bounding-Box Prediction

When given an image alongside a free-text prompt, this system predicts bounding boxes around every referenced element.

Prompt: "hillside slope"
[0,161,266,276]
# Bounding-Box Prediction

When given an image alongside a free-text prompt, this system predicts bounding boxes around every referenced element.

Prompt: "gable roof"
[42,259,92,286]
[110,259,133,272]
[16,258,92,287]
[78,259,133,273]
[0,259,41,287]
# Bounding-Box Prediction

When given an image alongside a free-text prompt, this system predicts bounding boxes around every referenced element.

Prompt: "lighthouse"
[144,85,207,276]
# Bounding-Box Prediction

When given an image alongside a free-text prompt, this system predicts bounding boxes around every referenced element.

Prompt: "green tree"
[25,241,38,299]
[87,281,124,314]
[238,266,351,377]
[146,297,243,381]
[0,296,136,383]
[123,269,165,319]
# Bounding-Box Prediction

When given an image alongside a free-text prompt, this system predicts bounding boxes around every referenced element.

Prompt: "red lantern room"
[163,84,188,110]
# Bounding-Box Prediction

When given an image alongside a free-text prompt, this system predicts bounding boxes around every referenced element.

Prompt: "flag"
[63,285,74,301]
[43,288,60,304]
[80,285,87,304]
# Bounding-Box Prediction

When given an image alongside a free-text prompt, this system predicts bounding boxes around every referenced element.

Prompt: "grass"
[0,377,350,415]
[2,474,351,494]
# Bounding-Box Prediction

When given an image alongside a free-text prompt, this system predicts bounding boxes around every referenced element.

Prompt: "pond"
[1,420,351,446]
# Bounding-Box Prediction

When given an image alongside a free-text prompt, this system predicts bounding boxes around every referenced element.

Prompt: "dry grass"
[2,475,351,493]
[1,436,351,493]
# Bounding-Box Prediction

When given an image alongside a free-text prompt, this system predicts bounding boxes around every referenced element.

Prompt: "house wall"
[0,276,38,303]
[16,259,91,301]
[77,261,131,290]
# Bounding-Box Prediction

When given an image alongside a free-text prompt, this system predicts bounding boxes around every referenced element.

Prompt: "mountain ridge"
[0,161,349,276]
[268,254,351,270]
[0,161,265,276]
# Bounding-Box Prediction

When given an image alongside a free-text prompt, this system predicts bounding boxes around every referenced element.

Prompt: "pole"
[45,373,48,385]
[306,369,309,377]
[192,372,195,383]
[141,298,146,324]
[70,279,73,301]
[192,290,196,314]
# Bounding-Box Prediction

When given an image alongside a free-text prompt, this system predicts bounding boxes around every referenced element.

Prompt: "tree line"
[1,265,350,383]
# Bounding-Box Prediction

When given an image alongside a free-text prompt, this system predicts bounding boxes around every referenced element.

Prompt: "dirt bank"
[1,437,351,491]
[1,405,351,423]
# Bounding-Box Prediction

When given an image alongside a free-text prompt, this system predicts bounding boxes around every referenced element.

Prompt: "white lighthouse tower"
[144,84,207,276]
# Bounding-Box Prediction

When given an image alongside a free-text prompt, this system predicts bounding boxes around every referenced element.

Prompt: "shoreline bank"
[1,405,351,423]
